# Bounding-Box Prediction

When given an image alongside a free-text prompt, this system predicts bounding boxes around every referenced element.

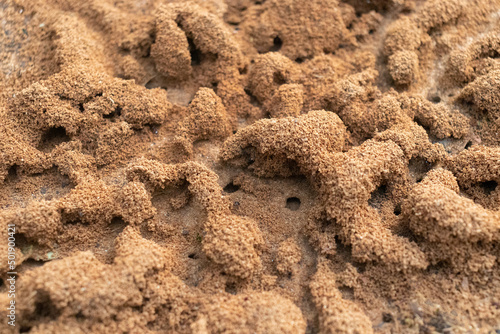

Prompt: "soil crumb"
[1,0,500,333]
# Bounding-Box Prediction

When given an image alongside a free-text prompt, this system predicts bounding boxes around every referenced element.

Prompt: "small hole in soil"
[295,57,305,64]
[241,147,257,165]
[13,233,30,252]
[409,157,433,183]
[225,282,237,295]
[273,71,286,85]
[383,313,393,323]
[368,29,375,35]
[38,126,70,152]
[103,106,122,119]
[239,66,248,75]
[427,260,447,274]
[22,258,46,269]
[321,218,335,233]
[145,77,162,89]
[369,184,387,209]
[223,181,240,193]
[479,180,498,195]
[338,285,354,300]
[188,38,202,66]
[147,124,159,135]
[354,261,366,274]
[334,235,353,260]
[430,96,441,103]
[465,141,472,149]
[0,278,3,288]
[415,119,431,135]
[109,217,127,234]
[244,88,261,107]
[6,164,19,181]
[286,197,301,211]
[32,292,61,320]
[394,204,401,216]
[64,218,84,225]
[188,253,197,259]
[395,225,418,242]
[270,36,282,52]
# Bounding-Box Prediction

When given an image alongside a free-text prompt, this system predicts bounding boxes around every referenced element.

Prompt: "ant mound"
[0,0,500,333]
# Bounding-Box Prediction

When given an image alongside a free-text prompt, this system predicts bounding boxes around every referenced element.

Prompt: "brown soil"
[1,0,500,333]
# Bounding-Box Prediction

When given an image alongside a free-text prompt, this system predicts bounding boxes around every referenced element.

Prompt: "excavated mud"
[0,0,500,333]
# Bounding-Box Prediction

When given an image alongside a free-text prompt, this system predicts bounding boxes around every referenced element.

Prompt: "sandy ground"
[0,0,500,333]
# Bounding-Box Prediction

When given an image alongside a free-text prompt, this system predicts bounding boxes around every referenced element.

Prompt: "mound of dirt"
[1,0,500,333]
